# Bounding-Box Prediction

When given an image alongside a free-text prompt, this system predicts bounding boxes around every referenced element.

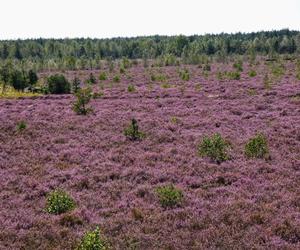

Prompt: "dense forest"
[0,29,299,71]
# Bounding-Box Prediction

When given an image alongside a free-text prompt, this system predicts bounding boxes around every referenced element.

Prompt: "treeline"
[0,29,299,71]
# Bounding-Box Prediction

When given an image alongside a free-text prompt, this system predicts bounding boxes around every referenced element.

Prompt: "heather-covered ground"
[1,61,300,249]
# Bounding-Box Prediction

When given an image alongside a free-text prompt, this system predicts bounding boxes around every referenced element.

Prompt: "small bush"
[248,70,257,77]
[127,84,135,92]
[161,83,171,89]
[87,73,96,84]
[198,133,230,163]
[120,65,125,74]
[151,73,167,82]
[216,71,224,80]
[47,74,71,94]
[156,184,183,208]
[245,133,269,159]
[72,77,81,93]
[203,64,211,71]
[77,227,107,250]
[271,64,285,78]
[73,87,93,115]
[124,119,144,141]
[226,71,241,80]
[179,69,190,81]
[99,72,107,81]
[121,57,131,69]
[263,74,271,89]
[46,190,75,215]
[16,121,27,131]
[233,61,243,72]
[113,75,120,83]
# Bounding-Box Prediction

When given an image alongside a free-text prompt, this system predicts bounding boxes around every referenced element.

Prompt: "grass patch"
[0,85,41,99]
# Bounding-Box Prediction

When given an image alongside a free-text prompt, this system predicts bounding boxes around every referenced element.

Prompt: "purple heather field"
[0,61,300,249]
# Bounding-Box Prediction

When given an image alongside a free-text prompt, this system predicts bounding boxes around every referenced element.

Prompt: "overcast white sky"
[1,0,300,39]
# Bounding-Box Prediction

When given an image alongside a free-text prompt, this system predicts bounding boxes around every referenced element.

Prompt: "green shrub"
[46,190,75,215]
[150,74,156,81]
[124,119,144,140]
[248,70,257,77]
[127,84,135,92]
[271,64,285,77]
[99,72,107,81]
[113,75,120,83]
[77,227,107,250]
[233,61,243,72]
[216,71,224,80]
[121,57,131,69]
[263,74,271,89]
[156,184,183,208]
[87,73,96,84]
[16,120,27,131]
[72,77,81,93]
[150,73,167,82]
[73,87,93,115]
[27,70,38,86]
[120,65,126,74]
[198,133,230,163]
[10,70,30,91]
[245,133,269,158]
[161,83,171,89]
[179,69,190,81]
[47,74,71,94]
[226,71,241,80]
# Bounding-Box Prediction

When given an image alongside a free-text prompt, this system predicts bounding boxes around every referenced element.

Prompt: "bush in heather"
[226,71,241,80]
[248,69,257,77]
[72,77,81,93]
[87,73,96,84]
[46,189,75,215]
[119,65,125,74]
[198,133,230,163]
[113,75,120,83]
[77,227,107,250]
[150,73,167,82]
[179,68,190,81]
[47,74,71,94]
[245,133,269,159]
[263,73,271,89]
[127,84,135,92]
[124,118,144,140]
[27,69,38,86]
[99,72,107,81]
[233,60,243,72]
[203,64,211,71]
[73,87,93,115]
[16,120,27,131]
[121,57,131,69]
[156,184,183,208]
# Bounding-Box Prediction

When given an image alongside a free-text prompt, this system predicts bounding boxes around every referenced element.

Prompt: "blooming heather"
[0,62,300,249]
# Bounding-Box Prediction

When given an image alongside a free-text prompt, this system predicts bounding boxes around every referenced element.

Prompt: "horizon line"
[0,28,298,42]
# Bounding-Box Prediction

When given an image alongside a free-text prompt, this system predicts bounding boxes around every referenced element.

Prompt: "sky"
[1,0,300,40]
